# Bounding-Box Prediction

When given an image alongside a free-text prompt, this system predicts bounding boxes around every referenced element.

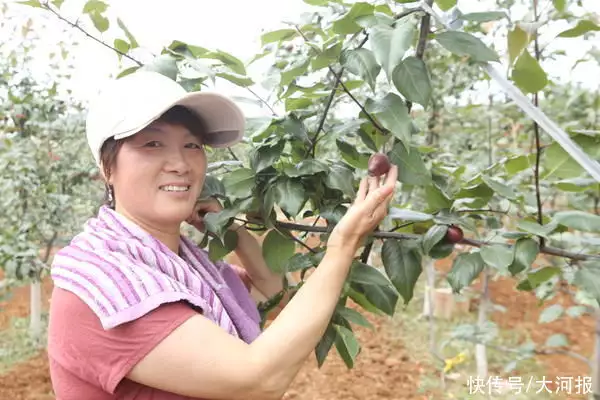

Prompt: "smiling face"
[102,108,208,233]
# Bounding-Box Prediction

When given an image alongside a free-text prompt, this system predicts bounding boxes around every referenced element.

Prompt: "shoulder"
[48,287,199,393]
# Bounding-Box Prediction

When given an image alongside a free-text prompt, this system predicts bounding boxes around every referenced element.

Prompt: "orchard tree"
[0,5,101,337]
[19,0,600,390]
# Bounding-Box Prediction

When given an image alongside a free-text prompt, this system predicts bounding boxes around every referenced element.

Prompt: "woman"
[47,70,398,400]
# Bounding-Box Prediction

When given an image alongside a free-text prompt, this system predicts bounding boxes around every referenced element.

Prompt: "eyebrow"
[141,126,204,143]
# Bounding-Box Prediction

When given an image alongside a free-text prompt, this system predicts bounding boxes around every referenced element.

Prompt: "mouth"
[159,185,191,192]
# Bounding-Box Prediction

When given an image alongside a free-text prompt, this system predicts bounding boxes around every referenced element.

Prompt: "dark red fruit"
[367,153,391,177]
[445,225,464,244]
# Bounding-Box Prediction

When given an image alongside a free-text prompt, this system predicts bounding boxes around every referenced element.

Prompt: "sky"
[3,0,600,119]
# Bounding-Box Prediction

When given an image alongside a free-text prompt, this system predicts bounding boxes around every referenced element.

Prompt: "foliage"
[12,0,600,372]
[0,7,101,286]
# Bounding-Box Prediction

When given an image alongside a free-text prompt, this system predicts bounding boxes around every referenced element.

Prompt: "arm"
[130,166,398,400]
[228,222,285,300]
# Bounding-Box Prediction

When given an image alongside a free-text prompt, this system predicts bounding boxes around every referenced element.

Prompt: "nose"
[163,147,191,174]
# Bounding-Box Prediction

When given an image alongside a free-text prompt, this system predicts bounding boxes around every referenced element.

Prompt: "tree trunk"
[476,268,490,380]
[29,279,42,339]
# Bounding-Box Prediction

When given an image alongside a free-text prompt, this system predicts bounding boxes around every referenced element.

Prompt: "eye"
[185,142,203,149]
[144,141,161,147]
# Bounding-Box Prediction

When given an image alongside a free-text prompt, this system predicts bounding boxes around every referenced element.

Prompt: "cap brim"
[113,91,245,148]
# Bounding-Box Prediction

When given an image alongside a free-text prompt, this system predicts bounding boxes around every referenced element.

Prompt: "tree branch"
[239,219,600,262]
[41,2,143,67]
[532,0,545,249]
[246,87,278,116]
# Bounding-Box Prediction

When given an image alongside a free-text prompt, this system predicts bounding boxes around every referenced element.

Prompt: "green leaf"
[203,50,246,76]
[216,72,254,87]
[389,142,432,186]
[262,230,295,273]
[349,262,392,287]
[200,175,226,199]
[283,159,329,177]
[388,208,433,222]
[435,0,456,11]
[511,50,548,94]
[282,115,311,143]
[352,282,399,316]
[516,220,556,238]
[546,334,568,348]
[222,168,255,199]
[435,31,500,62]
[574,263,600,306]
[280,60,310,86]
[311,42,343,71]
[336,306,373,329]
[552,210,600,233]
[51,0,64,8]
[539,304,563,324]
[392,56,432,108]
[89,11,109,33]
[203,209,237,237]
[527,267,561,288]
[422,225,448,255]
[251,141,284,173]
[364,93,411,145]
[324,163,355,197]
[315,324,336,367]
[447,252,485,293]
[508,238,539,275]
[285,97,312,111]
[83,0,108,14]
[504,154,533,174]
[337,139,369,170]
[117,18,139,48]
[208,230,238,261]
[142,54,178,80]
[369,21,415,80]
[333,324,361,368]
[558,20,600,38]
[542,141,585,179]
[274,178,305,217]
[332,2,375,35]
[382,240,422,304]
[346,287,384,315]
[19,0,42,7]
[552,0,566,12]
[482,175,517,200]
[116,66,140,79]
[340,48,381,92]
[507,25,529,66]
[480,244,514,270]
[261,29,298,46]
[459,12,507,23]
[113,38,130,55]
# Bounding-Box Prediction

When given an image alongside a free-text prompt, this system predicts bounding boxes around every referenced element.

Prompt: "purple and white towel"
[51,205,262,343]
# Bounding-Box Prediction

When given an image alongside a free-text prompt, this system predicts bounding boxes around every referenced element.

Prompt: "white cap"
[85,70,245,166]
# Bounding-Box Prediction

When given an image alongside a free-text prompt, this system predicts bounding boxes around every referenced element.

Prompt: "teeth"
[160,185,190,192]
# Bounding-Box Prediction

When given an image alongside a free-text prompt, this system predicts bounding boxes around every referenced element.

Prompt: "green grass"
[0,312,48,374]
[385,274,562,399]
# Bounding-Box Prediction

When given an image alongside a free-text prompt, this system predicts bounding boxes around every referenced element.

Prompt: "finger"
[356,177,368,203]
[368,175,378,194]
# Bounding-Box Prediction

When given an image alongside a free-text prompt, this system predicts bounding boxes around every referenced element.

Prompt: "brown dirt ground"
[435,250,595,396]
[0,244,596,399]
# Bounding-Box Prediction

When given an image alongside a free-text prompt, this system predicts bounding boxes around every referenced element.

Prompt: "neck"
[113,205,182,255]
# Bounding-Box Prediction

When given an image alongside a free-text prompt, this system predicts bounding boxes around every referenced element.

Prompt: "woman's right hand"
[327,164,398,254]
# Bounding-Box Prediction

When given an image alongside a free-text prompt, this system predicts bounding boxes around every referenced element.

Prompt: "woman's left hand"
[185,197,223,232]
